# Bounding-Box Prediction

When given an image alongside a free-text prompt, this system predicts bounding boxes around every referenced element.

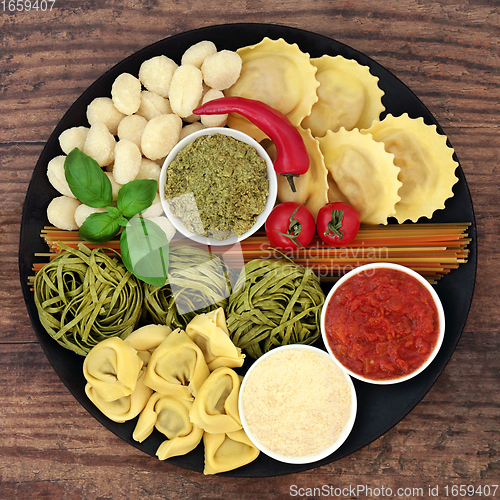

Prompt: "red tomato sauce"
[324,268,440,381]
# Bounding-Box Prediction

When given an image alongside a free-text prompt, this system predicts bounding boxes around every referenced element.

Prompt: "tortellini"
[143,328,210,400]
[133,393,203,460]
[226,37,319,142]
[203,430,260,475]
[318,128,402,224]
[185,308,245,371]
[86,370,153,424]
[83,337,152,423]
[124,324,172,365]
[83,337,144,402]
[363,114,459,222]
[189,366,242,434]
[302,55,384,137]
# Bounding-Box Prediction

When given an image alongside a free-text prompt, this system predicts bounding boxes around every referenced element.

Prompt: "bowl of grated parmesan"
[238,345,357,464]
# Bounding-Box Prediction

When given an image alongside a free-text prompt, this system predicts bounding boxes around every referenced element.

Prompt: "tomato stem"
[273,203,305,248]
[324,209,345,240]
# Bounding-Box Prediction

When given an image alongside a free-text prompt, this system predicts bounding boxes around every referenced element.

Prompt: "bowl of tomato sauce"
[320,263,445,385]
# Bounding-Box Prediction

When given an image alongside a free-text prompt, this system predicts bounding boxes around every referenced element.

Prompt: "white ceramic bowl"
[320,263,446,385]
[239,345,357,464]
[159,127,277,247]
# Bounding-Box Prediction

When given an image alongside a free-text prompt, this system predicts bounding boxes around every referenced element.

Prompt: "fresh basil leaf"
[106,206,121,219]
[117,215,130,227]
[117,179,158,218]
[120,216,169,286]
[106,206,129,227]
[64,148,113,208]
[79,212,121,244]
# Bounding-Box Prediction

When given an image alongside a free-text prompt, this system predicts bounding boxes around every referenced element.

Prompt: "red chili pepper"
[193,96,309,193]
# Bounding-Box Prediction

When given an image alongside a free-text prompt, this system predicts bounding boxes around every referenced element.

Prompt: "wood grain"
[1,1,499,498]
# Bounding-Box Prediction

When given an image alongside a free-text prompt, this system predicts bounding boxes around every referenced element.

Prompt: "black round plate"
[19,23,477,477]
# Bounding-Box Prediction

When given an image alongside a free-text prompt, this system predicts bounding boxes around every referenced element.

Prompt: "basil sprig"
[64,148,169,286]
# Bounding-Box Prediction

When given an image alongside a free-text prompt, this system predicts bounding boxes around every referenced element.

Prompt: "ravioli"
[302,55,385,137]
[318,128,401,224]
[363,114,459,222]
[225,37,319,142]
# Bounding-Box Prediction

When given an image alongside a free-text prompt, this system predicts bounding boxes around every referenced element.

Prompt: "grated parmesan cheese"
[241,348,352,458]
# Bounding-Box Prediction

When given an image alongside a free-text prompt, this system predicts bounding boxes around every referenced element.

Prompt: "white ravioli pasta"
[111,73,142,115]
[113,139,142,184]
[46,196,81,230]
[168,65,204,118]
[136,90,173,121]
[83,121,116,167]
[318,128,401,225]
[139,55,178,98]
[199,89,228,127]
[86,97,125,135]
[141,113,182,161]
[117,114,148,148]
[302,55,385,137]
[201,50,242,91]
[226,37,319,142]
[74,204,107,227]
[46,155,75,198]
[181,40,217,68]
[363,114,459,222]
[58,126,89,155]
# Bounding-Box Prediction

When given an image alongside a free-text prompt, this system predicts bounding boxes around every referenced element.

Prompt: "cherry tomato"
[317,202,360,246]
[265,202,315,250]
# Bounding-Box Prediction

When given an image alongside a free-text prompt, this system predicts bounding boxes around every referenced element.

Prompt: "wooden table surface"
[1,1,499,499]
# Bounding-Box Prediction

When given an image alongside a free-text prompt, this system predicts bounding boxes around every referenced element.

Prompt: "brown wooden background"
[1,1,499,499]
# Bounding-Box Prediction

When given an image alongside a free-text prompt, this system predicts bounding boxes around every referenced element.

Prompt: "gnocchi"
[199,89,228,127]
[58,126,89,155]
[111,73,142,115]
[87,97,125,135]
[139,55,178,98]
[201,50,242,91]
[141,114,182,161]
[181,40,217,68]
[47,196,81,230]
[169,65,204,118]
[117,114,148,148]
[113,139,142,185]
[83,121,116,167]
[47,155,75,198]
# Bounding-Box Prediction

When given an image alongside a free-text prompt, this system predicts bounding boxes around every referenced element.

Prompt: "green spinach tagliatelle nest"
[34,244,143,356]
[226,258,325,359]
